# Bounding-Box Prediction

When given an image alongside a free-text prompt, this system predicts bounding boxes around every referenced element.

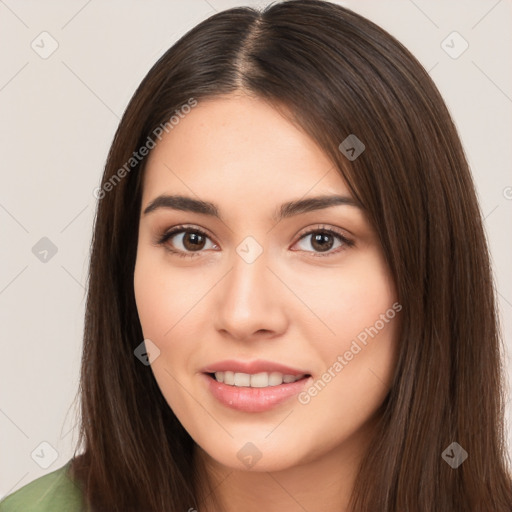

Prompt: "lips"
[200,359,312,413]
[201,359,309,376]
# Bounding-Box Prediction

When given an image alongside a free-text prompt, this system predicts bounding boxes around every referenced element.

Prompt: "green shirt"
[0,460,86,511]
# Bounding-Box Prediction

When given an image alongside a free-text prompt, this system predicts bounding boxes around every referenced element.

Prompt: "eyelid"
[295,223,353,242]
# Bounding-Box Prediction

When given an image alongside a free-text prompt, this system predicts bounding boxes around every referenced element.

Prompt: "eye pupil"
[311,232,334,252]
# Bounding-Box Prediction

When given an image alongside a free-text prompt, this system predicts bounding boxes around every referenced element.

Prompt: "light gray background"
[1,0,511,497]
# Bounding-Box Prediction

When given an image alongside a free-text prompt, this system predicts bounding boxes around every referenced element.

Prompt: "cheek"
[133,259,192,385]
[290,251,397,356]
[133,265,168,341]
[294,250,399,413]
[133,250,199,341]
[133,257,195,414]
[330,270,397,355]
[133,250,214,378]
[296,302,399,461]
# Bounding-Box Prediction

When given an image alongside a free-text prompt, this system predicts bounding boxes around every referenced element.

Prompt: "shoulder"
[0,460,86,512]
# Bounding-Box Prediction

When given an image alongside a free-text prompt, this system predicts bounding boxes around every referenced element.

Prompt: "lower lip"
[202,373,312,413]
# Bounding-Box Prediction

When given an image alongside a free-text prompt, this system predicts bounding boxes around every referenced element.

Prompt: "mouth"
[200,359,312,412]
[205,371,310,388]
[201,365,312,413]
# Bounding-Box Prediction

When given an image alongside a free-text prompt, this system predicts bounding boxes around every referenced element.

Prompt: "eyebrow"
[142,193,361,222]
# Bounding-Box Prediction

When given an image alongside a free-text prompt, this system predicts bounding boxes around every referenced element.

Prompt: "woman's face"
[134,93,400,473]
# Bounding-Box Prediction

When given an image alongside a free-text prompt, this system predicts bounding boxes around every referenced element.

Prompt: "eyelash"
[155,224,354,259]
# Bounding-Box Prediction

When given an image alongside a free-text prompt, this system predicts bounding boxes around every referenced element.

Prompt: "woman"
[2,0,511,510]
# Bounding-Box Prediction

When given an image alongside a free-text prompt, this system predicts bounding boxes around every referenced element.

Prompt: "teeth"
[213,371,305,387]
[234,372,251,386]
[251,372,270,388]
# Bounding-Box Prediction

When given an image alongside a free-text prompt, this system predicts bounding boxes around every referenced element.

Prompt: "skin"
[133,93,400,512]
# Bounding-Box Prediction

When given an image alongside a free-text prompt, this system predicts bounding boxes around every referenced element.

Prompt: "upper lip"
[201,359,310,376]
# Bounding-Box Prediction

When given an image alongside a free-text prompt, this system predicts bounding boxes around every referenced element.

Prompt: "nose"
[213,248,288,341]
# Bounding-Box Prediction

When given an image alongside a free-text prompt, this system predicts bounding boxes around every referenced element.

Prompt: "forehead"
[141,94,351,208]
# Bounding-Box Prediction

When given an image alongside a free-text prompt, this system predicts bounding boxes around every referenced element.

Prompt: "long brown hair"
[70,1,512,510]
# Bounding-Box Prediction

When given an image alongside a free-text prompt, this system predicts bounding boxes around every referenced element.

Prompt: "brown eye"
[157,226,217,258]
[293,227,354,257]
[180,231,207,251]
[310,232,336,252]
